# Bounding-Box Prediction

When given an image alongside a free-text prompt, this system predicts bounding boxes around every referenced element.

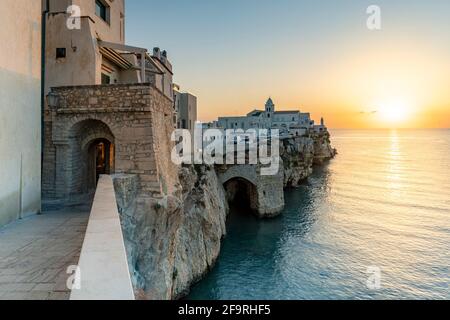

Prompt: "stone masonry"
[216,163,285,218]
[43,83,179,205]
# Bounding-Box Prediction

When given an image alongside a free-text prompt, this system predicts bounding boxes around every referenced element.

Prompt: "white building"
[44,0,174,101]
[174,88,197,135]
[0,0,42,227]
[216,98,314,137]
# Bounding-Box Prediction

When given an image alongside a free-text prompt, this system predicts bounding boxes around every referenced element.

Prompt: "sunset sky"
[126,0,450,129]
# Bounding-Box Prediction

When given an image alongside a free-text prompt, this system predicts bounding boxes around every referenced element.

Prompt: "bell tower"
[265,97,275,114]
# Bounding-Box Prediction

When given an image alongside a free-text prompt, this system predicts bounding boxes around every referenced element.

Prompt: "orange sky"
[128,1,450,129]
[193,37,450,129]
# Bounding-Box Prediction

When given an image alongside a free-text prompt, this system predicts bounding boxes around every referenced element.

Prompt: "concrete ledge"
[70,175,135,300]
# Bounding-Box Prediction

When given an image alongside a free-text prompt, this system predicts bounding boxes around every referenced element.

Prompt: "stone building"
[43,84,179,204]
[174,89,198,134]
[0,0,42,227]
[42,0,179,205]
[216,98,313,137]
[44,0,173,100]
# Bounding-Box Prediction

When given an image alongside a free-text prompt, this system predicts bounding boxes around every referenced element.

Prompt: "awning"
[98,46,133,70]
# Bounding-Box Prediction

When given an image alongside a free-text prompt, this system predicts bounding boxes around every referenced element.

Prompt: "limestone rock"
[281,137,315,187]
[116,165,228,300]
[311,131,337,164]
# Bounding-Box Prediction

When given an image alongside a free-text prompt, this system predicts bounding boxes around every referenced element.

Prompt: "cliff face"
[281,137,315,187]
[170,166,228,299]
[116,166,228,300]
[115,130,335,300]
[280,132,336,188]
[312,131,337,165]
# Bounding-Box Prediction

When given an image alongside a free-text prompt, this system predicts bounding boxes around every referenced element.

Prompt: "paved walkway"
[0,204,90,300]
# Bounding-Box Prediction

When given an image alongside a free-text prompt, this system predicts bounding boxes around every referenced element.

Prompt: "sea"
[188,129,450,300]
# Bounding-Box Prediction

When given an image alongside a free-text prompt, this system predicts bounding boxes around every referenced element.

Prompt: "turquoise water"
[188,130,450,300]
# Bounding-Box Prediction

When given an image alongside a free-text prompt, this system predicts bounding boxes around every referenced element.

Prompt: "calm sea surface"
[188,129,450,300]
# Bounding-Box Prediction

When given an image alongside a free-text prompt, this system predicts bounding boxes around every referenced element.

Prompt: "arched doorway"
[66,119,115,196]
[223,178,258,214]
[86,138,114,190]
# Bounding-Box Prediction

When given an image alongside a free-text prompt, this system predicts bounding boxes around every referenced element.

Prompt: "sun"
[377,98,412,125]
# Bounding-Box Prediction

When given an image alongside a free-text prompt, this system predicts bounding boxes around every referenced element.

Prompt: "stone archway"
[85,138,114,191]
[217,164,285,218]
[58,119,115,198]
[223,177,258,214]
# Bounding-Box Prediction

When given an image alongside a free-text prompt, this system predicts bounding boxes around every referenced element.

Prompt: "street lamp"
[46,92,60,108]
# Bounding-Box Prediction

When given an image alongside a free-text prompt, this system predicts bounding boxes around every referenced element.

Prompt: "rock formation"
[312,131,337,165]
[281,136,315,187]
[114,131,336,300]
[115,165,228,300]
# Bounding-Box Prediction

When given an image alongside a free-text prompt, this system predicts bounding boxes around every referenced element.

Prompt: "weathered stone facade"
[216,163,285,218]
[43,83,179,206]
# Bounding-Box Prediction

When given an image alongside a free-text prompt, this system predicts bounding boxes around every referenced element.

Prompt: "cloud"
[359,110,378,115]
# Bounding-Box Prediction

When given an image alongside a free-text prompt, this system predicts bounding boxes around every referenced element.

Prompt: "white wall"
[0,0,42,226]
[179,93,197,132]
[45,0,126,89]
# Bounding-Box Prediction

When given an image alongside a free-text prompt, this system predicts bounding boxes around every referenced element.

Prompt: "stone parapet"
[43,83,180,203]
[70,175,135,300]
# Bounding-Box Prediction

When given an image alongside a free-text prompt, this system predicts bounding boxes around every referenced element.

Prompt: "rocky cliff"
[115,130,335,300]
[312,131,337,164]
[115,165,228,300]
[281,137,315,187]
[170,166,228,299]
[280,131,336,188]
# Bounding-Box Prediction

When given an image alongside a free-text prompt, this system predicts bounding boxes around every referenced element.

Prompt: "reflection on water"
[188,130,450,300]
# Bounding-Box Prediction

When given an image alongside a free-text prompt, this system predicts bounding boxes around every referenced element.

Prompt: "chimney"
[160,51,167,64]
[153,47,161,60]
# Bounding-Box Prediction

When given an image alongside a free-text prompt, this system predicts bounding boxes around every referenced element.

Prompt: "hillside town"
[0,0,334,300]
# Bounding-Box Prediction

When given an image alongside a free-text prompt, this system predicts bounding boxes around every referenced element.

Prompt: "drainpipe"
[40,0,49,214]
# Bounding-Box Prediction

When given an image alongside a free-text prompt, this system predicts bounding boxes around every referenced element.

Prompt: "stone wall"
[43,83,179,205]
[0,0,42,227]
[216,164,285,218]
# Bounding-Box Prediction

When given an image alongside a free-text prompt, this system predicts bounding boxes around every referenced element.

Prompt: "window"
[95,0,109,23]
[56,48,66,59]
[182,120,187,129]
[101,73,111,84]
